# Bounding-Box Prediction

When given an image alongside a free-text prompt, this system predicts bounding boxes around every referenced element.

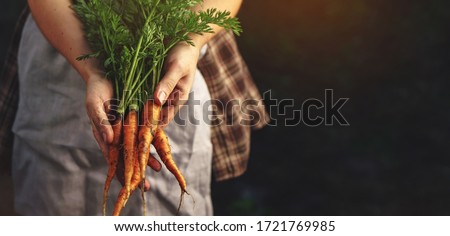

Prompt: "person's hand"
[154,42,201,128]
[85,73,114,156]
[85,74,155,191]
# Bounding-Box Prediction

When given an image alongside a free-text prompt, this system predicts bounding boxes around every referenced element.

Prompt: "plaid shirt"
[0,8,268,181]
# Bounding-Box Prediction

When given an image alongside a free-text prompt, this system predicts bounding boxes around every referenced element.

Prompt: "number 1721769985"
[256,220,335,232]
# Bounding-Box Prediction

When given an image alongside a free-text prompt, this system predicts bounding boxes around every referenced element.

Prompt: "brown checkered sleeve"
[198,30,269,181]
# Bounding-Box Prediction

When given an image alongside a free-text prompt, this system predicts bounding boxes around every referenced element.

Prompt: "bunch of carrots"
[72,0,241,215]
[107,100,185,216]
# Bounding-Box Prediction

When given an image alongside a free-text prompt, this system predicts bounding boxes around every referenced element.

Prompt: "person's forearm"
[28,0,101,83]
[190,0,243,48]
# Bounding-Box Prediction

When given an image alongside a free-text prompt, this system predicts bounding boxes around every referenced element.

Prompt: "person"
[4,0,268,216]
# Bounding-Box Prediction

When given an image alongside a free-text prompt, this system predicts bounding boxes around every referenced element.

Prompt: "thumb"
[154,68,181,106]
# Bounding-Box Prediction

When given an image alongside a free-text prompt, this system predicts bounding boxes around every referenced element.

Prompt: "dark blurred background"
[2,0,450,215]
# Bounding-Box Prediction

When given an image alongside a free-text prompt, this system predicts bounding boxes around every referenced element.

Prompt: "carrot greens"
[72,0,241,114]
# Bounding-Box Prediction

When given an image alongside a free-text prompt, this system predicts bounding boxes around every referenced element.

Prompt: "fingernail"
[158,91,167,104]
[102,133,107,143]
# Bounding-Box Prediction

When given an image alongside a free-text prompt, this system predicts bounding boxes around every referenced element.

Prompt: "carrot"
[102,116,123,216]
[110,141,160,216]
[114,154,161,185]
[153,128,188,213]
[113,149,143,216]
[123,110,138,198]
[138,100,161,180]
[136,100,160,216]
[153,128,187,193]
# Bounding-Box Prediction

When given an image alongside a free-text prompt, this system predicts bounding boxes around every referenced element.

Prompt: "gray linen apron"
[11,15,213,216]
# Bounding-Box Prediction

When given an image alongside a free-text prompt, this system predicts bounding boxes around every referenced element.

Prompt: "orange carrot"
[153,128,188,212]
[113,149,143,216]
[153,128,187,193]
[102,116,122,216]
[138,100,161,180]
[123,110,138,198]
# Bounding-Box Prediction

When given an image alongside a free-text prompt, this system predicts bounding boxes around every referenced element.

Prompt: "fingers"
[154,60,193,106]
[148,153,162,172]
[154,75,192,127]
[153,43,199,126]
[159,104,182,129]
[114,152,159,192]
[154,64,183,106]
[87,99,114,145]
[143,180,150,192]
[91,125,109,161]
[115,157,151,192]
[85,75,114,145]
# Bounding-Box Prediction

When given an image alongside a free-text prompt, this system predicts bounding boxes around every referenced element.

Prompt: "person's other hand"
[85,73,114,157]
[85,74,157,191]
[154,42,201,128]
